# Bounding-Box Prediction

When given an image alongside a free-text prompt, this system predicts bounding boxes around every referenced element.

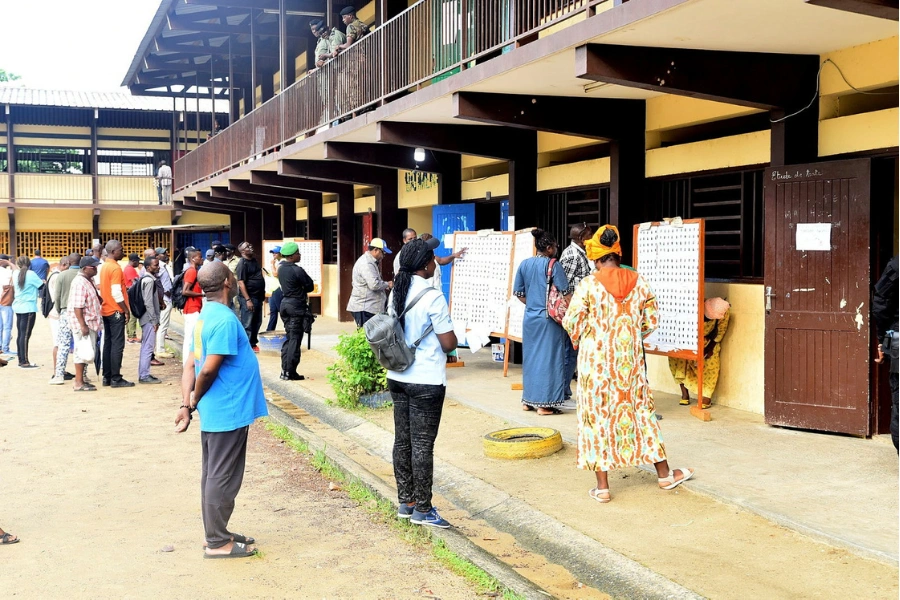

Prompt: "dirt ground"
[277,349,900,600]
[0,327,484,599]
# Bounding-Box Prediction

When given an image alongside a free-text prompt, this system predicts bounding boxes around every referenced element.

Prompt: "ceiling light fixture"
[413,148,426,162]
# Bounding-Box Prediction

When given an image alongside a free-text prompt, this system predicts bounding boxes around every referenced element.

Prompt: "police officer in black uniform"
[873,255,898,452]
[276,242,315,381]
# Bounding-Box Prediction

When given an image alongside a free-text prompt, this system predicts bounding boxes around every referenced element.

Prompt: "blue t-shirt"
[30,257,49,281]
[12,270,43,314]
[192,301,268,432]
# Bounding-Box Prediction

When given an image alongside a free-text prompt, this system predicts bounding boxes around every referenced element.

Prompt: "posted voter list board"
[504,229,536,375]
[262,239,324,297]
[633,219,709,419]
[448,231,515,337]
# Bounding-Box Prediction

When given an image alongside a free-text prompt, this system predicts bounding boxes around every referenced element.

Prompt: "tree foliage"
[0,69,21,82]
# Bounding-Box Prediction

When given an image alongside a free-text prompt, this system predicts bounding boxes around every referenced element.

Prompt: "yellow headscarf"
[585,224,622,262]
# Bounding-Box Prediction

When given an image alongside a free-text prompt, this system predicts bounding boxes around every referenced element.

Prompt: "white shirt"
[0,266,12,288]
[386,276,454,386]
[157,165,173,186]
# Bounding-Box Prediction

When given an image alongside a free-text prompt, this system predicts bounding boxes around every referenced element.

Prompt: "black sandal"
[1,533,20,545]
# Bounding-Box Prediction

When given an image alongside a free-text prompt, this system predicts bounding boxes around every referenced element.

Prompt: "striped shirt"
[560,242,591,294]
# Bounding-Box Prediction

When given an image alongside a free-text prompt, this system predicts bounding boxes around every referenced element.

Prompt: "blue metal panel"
[432,203,475,304]
[500,200,509,231]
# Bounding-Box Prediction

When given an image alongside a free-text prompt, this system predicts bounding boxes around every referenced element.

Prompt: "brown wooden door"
[764,159,871,435]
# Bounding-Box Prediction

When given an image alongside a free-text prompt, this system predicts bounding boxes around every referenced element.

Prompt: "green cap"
[281,241,299,256]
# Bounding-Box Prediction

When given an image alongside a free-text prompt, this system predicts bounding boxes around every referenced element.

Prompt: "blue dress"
[513,255,570,408]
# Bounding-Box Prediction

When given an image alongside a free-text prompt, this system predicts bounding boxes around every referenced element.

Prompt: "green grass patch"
[262,418,524,600]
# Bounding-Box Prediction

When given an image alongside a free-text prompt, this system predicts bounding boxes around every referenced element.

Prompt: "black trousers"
[238,293,266,347]
[280,299,307,374]
[266,288,283,332]
[389,379,446,513]
[15,311,36,365]
[102,312,126,382]
[201,426,248,549]
[352,311,375,328]
[890,371,898,453]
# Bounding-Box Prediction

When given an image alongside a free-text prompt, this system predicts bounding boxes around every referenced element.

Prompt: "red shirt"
[123,265,139,289]
[183,266,203,314]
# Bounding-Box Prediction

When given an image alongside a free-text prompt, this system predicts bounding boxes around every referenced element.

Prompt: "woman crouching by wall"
[388,237,458,528]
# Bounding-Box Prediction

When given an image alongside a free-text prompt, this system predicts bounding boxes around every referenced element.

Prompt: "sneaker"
[63,371,75,381]
[397,503,415,519]
[110,379,135,388]
[559,399,577,410]
[139,375,162,384]
[410,507,451,529]
[156,352,174,359]
[49,375,65,385]
[251,345,260,353]
[102,378,111,387]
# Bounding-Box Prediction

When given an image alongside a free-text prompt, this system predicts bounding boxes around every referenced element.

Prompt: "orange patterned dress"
[562,268,666,472]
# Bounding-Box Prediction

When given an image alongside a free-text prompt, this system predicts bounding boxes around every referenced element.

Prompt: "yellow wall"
[820,36,898,97]
[99,210,170,231]
[15,174,93,203]
[537,157,610,191]
[355,195,375,213]
[537,132,599,153]
[0,174,8,201]
[819,107,899,157]
[14,208,93,230]
[180,210,229,226]
[646,96,760,133]
[297,207,309,220]
[321,264,340,319]
[645,131,770,178]
[646,282,765,414]
[406,206,432,236]
[398,170,440,208]
[98,176,158,204]
[462,174,508,200]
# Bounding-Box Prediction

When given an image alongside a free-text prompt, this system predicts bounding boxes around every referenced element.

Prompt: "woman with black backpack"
[387,238,457,529]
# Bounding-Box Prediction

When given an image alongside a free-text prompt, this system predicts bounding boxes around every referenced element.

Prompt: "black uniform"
[872,255,898,452]
[277,262,315,379]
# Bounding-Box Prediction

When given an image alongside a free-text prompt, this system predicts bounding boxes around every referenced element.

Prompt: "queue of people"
[0,244,173,388]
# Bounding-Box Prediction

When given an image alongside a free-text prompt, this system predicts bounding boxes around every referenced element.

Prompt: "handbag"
[0,284,12,307]
[546,258,569,325]
[75,334,95,363]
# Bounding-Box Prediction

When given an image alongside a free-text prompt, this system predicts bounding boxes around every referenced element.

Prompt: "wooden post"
[91,109,98,205]
[250,8,258,109]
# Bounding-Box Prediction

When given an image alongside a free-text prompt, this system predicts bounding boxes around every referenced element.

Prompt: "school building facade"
[0,88,230,264]
[123,0,898,437]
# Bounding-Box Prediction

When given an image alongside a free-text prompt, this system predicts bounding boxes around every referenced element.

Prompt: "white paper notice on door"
[796,223,832,251]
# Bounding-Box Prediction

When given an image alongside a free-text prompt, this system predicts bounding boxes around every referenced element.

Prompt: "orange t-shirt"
[100,258,130,317]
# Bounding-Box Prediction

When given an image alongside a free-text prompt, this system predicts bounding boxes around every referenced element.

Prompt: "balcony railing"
[175,0,605,190]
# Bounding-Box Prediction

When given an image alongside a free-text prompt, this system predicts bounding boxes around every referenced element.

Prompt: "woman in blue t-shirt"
[387,238,457,529]
[12,256,43,368]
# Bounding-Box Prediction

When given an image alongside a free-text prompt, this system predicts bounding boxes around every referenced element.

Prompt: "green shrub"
[326,328,387,408]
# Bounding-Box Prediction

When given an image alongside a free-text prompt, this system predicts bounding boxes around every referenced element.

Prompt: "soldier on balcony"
[156,160,173,205]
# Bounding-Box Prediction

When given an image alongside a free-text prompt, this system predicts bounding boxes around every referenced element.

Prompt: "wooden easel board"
[262,238,324,297]
[504,228,535,376]
[634,219,709,420]
[448,231,515,338]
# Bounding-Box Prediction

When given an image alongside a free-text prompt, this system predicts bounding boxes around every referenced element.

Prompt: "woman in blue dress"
[513,229,571,415]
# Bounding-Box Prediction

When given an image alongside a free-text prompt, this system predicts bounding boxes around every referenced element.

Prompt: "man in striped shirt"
[68,256,103,392]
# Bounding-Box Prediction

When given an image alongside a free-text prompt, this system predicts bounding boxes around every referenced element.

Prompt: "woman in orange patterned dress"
[562,225,694,503]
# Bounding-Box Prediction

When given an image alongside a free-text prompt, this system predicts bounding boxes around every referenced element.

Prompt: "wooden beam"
[806,0,898,20]
[323,142,450,173]
[335,184,355,322]
[250,170,350,193]
[574,44,819,110]
[229,179,320,201]
[452,92,644,140]
[182,0,344,11]
[376,122,535,160]
[280,159,395,186]
[306,192,323,240]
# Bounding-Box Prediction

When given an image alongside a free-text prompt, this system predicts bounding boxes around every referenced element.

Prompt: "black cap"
[225,243,237,251]
[79,256,100,269]
[214,245,227,254]
[340,6,355,15]
[128,253,140,261]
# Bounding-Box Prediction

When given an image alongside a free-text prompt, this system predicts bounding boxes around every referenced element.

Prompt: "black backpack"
[128,275,150,320]
[170,270,188,311]
[40,275,54,318]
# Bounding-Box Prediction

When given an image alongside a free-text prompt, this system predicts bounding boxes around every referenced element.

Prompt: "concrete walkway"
[172,313,899,598]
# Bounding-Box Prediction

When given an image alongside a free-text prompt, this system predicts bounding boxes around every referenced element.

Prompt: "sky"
[0,0,162,92]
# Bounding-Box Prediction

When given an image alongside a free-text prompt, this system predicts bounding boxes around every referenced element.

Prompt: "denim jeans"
[0,305,12,353]
[238,293,265,346]
[389,379,446,513]
[266,288,283,331]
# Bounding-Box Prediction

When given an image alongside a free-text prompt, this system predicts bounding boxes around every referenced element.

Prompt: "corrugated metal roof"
[0,86,175,111]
